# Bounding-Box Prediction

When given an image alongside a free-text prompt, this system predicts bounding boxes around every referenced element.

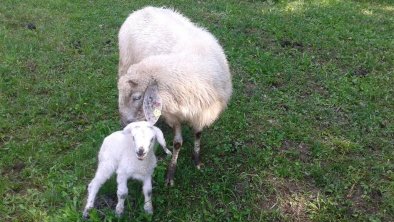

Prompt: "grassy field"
[1,0,393,221]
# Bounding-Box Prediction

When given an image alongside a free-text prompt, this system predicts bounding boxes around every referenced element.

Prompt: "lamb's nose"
[137,149,144,157]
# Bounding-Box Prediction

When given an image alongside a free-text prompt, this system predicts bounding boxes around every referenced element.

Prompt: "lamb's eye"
[132,95,142,101]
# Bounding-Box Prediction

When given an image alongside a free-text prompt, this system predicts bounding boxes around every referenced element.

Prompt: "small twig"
[270,202,277,209]
[347,183,356,198]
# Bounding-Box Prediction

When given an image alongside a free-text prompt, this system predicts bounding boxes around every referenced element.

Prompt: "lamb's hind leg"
[193,129,203,169]
[83,164,114,219]
[166,124,182,186]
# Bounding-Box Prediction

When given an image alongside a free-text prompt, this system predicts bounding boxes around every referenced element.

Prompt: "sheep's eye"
[132,95,142,101]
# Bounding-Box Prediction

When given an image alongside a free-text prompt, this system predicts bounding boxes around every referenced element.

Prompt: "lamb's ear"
[122,127,132,135]
[143,82,162,125]
[153,126,172,155]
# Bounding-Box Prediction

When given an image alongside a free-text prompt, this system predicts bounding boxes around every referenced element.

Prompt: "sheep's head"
[122,121,171,160]
[118,69,162,127]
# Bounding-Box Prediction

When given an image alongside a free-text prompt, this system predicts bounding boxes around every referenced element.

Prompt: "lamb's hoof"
[115,207,124,217]
[82,211,89,219]
[115,211,123,218]
[144,206,153,214]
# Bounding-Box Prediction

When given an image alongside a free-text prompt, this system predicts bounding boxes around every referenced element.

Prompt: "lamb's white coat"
[117,6,232,185]
[83,121,171,217]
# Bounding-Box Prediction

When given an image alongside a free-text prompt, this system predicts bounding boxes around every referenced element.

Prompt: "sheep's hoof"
[196,163,204,170]
[165,167,175,186]
[165,178,174,187]
[193,157,204,170]
[192,154,203,170]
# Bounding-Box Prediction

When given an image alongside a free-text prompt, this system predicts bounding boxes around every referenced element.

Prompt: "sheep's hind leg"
[166,124,182,187]
[193,130,203,169]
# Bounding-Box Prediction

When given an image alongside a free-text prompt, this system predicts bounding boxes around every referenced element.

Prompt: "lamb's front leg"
[115,174,128,217]
[142,177,153,214]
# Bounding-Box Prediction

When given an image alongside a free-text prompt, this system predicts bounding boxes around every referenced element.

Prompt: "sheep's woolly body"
[118,6,232,130]
[117,6,232,186]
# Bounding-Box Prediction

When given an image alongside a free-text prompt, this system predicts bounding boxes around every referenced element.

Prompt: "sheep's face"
[118,73,162,127]
[118,74,148,127]
[123,122,156,160]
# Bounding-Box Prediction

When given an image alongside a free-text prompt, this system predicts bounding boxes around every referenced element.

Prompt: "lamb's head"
[118,70,162,127]
[122,121,171,160]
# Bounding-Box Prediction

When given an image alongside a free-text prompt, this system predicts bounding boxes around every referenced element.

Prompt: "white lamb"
[117,6,233,186]
[82,121,171,218]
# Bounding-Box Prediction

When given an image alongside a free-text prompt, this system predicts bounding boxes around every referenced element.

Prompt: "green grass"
[1,0,393,221]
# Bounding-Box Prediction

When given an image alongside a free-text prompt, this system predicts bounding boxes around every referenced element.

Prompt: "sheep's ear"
[125,67,139,87]
[143,82,162,125]
[127,79,138,87]
[153,126,172,155]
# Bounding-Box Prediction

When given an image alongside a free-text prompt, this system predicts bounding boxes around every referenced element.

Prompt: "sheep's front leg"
[166,124,182,186]
[83,164,114,219]
[115,174,128,217]
[193,130,203,169]
[142,177,153,214]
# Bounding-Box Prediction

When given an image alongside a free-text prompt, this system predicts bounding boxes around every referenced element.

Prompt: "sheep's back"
[118,6,223,72]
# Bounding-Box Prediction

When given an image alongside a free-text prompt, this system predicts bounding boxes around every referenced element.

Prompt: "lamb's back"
[98,131,130,163]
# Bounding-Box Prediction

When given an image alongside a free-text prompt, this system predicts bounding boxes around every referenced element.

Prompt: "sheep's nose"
[126,119,134,124]
[121,117,136,127]
[122,119,133,127]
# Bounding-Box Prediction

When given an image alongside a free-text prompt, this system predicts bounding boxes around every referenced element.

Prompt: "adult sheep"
[117,6,232,186]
